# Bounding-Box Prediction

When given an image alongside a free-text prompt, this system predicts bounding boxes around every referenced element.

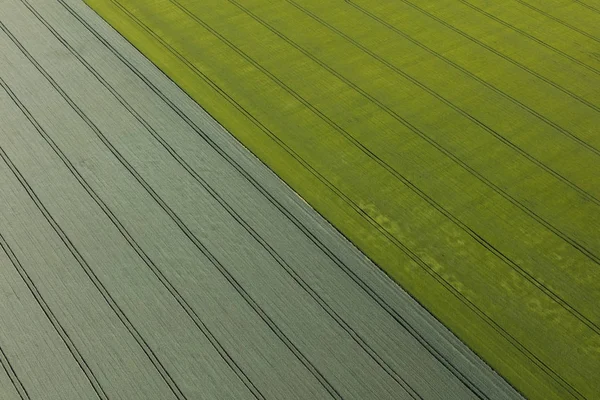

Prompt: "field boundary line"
[164,0,600,338]
[185,0,600,224]
[96,1,587,397]
[170,0,600,269]
[282,0,600,279]
[58,2,517,398]
[23,1,423,397]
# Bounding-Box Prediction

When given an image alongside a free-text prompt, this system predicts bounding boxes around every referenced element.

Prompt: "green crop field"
[84,0,600,398]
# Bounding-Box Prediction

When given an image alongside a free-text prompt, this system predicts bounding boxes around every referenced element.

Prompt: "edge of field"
[79,1,567,398]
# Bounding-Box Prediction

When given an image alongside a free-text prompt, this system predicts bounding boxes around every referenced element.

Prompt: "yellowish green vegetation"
[85,0,600,398]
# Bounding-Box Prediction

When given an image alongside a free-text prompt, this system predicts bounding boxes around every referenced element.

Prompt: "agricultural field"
[0,0,525,398]
[83,0,600,398]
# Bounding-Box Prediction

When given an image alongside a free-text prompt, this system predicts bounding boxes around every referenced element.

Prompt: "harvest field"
[82,0,600,399]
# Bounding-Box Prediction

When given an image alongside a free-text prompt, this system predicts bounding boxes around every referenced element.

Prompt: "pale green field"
[85,0,600,398]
